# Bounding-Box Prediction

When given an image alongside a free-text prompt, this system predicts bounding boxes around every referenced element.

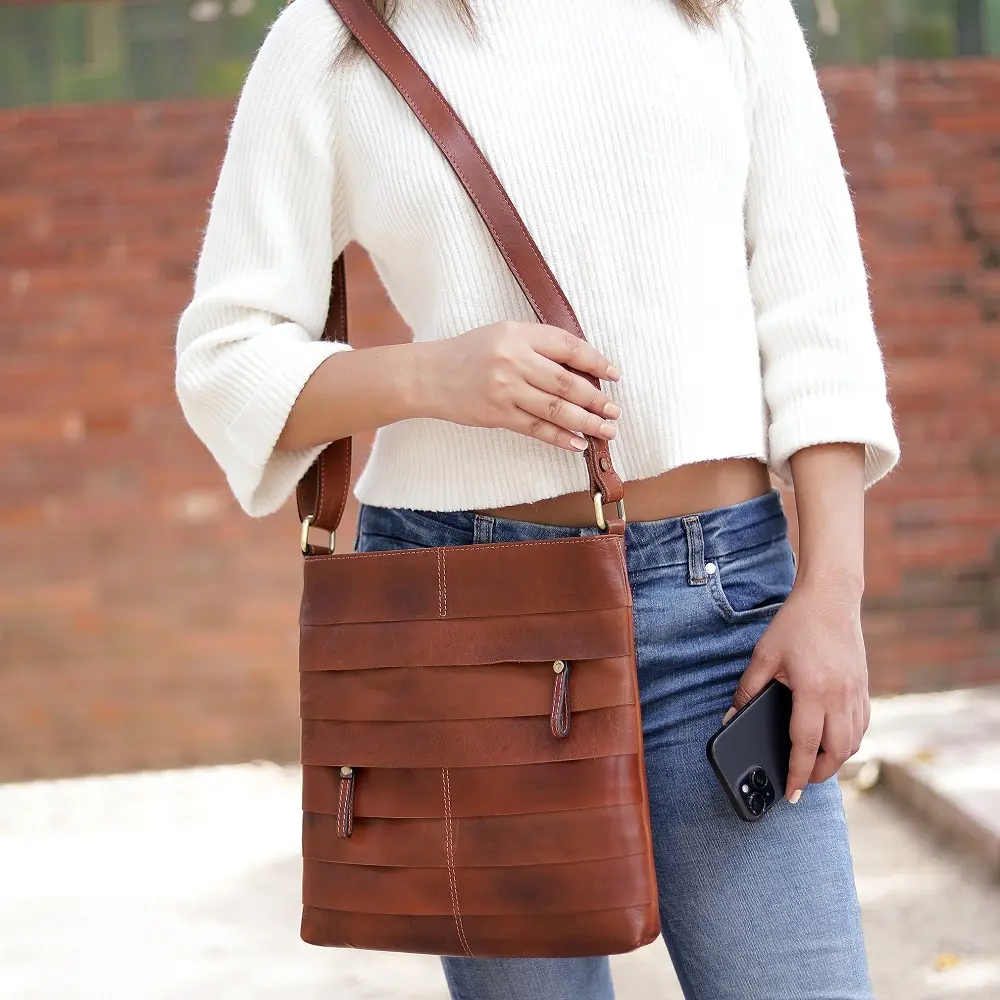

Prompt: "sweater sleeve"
[176,0,351,517]
[741,0,899,488]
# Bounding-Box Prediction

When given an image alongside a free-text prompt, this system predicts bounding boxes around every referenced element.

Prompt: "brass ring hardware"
[593,493,627,531]
[301,515,336,555]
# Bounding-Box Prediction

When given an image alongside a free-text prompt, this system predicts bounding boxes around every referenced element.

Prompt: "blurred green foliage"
[1,0,999,108]
[0,0,285,108]
[793,0,1000,61]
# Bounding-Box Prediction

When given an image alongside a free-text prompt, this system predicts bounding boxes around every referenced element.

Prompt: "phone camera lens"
[747,792,765,815]
[750,768,768,790]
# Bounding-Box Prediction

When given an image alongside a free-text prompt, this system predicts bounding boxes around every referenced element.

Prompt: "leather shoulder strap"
[298,0,624,535]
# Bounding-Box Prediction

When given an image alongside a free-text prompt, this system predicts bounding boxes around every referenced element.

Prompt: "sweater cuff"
[225,337,353,515]
[768,393,900,490]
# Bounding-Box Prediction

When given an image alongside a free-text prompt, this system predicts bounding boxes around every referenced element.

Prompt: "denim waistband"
[359,490,788,576]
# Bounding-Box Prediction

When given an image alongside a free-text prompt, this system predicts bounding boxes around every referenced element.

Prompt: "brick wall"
[1,60,998,781]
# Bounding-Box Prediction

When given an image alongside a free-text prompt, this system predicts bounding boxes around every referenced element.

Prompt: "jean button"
[704,562,717,576]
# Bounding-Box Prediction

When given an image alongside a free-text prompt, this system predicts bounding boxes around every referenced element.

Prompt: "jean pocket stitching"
[706,565,786,623]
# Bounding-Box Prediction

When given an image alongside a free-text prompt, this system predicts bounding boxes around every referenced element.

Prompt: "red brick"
[1,63,999,781]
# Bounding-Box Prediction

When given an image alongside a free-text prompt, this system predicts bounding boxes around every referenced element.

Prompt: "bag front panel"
[299,533,659,957]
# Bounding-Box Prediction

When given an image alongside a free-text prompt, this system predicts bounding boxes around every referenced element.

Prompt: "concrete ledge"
[845,687,1000,878]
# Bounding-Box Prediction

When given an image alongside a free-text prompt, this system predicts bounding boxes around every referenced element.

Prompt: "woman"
[176,0,899,997]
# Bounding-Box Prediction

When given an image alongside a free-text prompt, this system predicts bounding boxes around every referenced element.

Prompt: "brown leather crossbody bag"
[295,0,659,958]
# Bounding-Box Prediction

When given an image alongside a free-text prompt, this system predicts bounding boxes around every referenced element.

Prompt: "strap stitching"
[328,262,350,530]
[336,256,348,344]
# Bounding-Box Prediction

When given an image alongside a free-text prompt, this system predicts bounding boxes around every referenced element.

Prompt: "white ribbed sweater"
[176,0,899,516]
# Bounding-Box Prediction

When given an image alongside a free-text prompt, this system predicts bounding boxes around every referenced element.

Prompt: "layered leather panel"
[299,608,632,670]
[303,805,650,867]
[300,905,659,958]
[302,757,645,819]
[301,707,639,769]
[303,855,654,916]
[300,658,635,722]
[300,535,630,626]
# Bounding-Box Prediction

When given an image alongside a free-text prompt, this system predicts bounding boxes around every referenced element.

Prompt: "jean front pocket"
[704,537,796,624]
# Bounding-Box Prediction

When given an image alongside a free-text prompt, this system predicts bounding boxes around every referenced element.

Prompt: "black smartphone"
[706,679,793,822]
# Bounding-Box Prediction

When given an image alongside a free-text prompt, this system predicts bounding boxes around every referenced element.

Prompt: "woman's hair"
[346,0,725,53]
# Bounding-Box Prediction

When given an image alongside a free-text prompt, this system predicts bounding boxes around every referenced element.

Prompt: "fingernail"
[722,707,737,725]
[603,402,622,419]
[570,437,588,451]
[788,789,802,805]
[606,365,621,381]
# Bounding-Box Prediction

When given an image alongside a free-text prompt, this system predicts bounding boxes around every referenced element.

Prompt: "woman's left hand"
[724,576,870,804]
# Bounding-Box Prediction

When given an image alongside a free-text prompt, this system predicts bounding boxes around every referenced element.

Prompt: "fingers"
[528,356,621,421]
[809,710,854,786]
[508,408,591,452]
[786,699,824,803]
[726,649,777,722]
[533,325,620,382]
[516,386,617,443]
[811,691,867,785]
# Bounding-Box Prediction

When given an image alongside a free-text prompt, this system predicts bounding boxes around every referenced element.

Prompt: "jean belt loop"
[472,513,495,545]
[682,515,707,586]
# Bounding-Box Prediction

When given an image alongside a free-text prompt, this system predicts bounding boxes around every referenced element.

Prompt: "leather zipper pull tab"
[550,661,571,739]
[337,766,356,838]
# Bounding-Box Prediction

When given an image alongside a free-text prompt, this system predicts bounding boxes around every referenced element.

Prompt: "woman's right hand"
[418,322,621,452]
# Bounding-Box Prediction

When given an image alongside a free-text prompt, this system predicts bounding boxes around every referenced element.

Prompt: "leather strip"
[296,0,626,534]
[301,707,639,770]
[299,659,633,722]
[301,904,659,958]
[302,757,644,820]
[299,608,633,671]
[550,661,572,739]
[300,534,631,625]
[337,767,356,839]
[303,805,650,868]
[302,854,654,917]
[297,255,350,531]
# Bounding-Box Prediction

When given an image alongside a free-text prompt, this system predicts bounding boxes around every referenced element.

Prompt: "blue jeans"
[356,491,873,1000]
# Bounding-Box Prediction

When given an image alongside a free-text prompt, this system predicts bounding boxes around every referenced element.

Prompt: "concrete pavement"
[2,690,999,999]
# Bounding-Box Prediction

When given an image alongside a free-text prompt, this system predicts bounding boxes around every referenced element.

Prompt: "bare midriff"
[478,458,773,528]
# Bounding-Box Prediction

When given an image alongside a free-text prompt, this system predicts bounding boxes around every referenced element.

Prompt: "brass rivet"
[340,766,353,778]
[599,457,610,472]
[553,660,566,674]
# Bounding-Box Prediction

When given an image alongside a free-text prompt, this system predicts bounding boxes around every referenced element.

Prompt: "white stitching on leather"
[306,534,623,563]
[441,549,447,618]
[337,772,348,836]
[436,549,444,618]
[441,768,473,957]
